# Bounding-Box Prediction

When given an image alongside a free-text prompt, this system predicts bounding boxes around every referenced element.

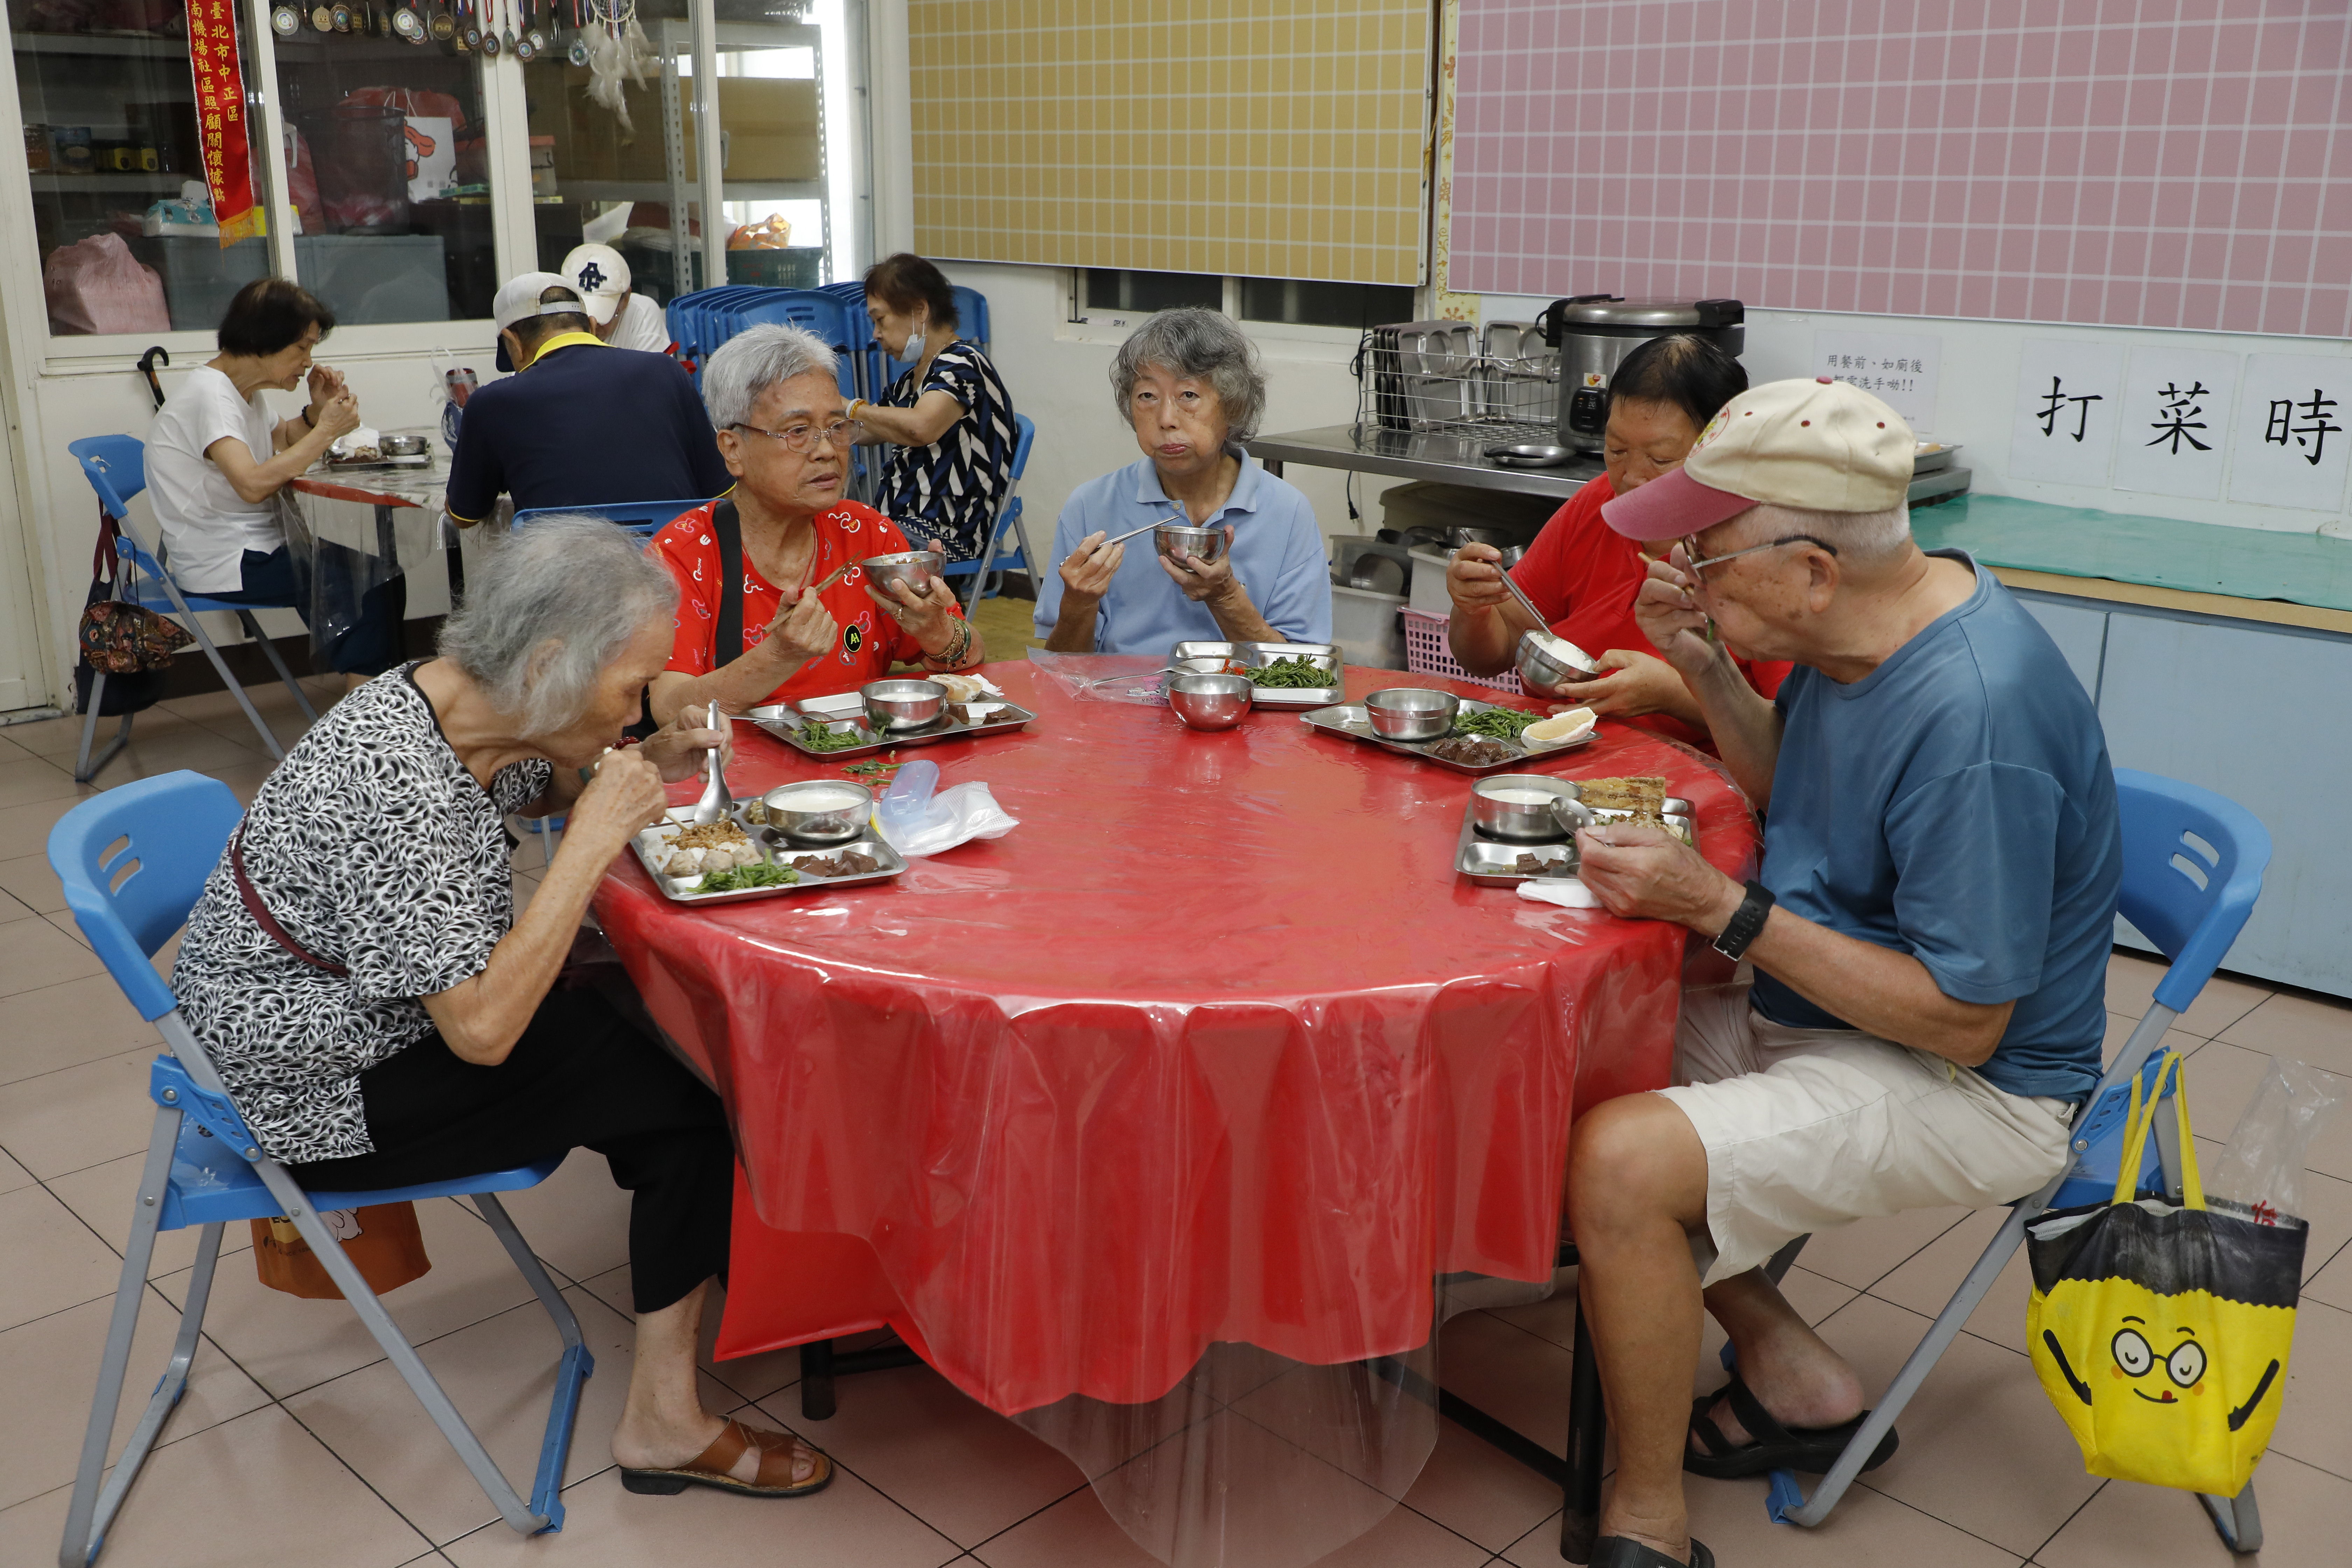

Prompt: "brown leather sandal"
[619,1419,834,1499]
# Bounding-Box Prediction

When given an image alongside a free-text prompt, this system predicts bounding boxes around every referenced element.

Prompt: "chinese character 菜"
[2264,391,2342,467]
[2147,382,2213,454]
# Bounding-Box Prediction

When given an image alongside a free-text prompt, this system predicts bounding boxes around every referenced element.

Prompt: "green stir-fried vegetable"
[1247,655,1336,688]
[699,862,798,893]
[798,721,866,751]
[1453,706,1542,739]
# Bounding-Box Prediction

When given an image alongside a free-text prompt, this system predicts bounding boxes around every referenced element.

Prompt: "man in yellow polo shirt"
[444,273,733,526]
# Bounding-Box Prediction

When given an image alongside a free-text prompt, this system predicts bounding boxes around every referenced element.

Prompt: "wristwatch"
[1712,879,1776,961]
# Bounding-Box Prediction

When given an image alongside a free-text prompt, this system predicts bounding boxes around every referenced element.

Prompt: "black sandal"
[1591,1535,1715,1568]
[1684,1373,1897,1479]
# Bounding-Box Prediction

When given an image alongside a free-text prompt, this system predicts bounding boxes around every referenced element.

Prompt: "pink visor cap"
[1600,377,1916,541]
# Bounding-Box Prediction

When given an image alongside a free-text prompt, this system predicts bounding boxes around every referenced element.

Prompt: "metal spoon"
[688,704,736,825]
[1062,512,1185,570]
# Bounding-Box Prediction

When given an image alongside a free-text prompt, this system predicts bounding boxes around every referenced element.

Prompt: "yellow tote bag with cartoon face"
[2025,1054,2306,1495]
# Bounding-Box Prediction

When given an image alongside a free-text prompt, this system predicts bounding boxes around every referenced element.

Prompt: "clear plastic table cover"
[285,468,447,664]
[594,661,1760,1567]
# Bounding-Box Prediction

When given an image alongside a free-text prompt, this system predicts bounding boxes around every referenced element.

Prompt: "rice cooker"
[1536,297,1745,453]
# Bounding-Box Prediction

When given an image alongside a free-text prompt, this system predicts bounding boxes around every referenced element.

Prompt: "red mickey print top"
[648,498,956,705]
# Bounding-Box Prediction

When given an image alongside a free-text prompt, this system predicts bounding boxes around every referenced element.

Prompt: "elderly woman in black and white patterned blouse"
[171,515,831,1504]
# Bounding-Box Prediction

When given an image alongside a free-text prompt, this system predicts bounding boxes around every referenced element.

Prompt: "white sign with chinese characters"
[1812,331,1941,432]
[2009,339,2125,486]
[2113,348,2238,500]
[2227,354,2352,513]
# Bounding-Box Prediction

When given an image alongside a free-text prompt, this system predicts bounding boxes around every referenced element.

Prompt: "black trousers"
[292,989,733,1313]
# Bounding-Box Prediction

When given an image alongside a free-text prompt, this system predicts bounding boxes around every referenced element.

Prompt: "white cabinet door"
[2018,597,2108,701]
[2098,611,2352,996]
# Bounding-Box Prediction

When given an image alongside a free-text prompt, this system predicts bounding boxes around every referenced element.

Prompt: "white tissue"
[1515,878,1602,910]
[874,782,1018,857]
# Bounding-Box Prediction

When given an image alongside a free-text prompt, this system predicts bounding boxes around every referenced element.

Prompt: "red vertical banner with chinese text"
[185,0,263,246]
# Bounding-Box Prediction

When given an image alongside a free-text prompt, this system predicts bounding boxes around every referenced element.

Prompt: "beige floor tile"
[2263,1296,2352,1480]
[152,1196,540,1398]
[46,1149,256,1276]
[2,709,203,759]
[1433,1308,1576,1462]
[2216,990,2352,1078]
[215,758,282,806]
[460,1148,634,1287]
[1388,1414,1563,1552]
[1868,1207,2035,1356]
[747,1361,1082,1548]
[2036,1454,2349,1567]
[1787,1205,1973,1292]
[0,1283,272,1512]
[161,680,324,735]
[0,1183,126,1331]
[0,1404,433,1568]
[2307,1235,2352,1314]
[2180,1040,2352,1184]
[0,754,82,810]
[0,910,107,995]
[0,793,84,861]
[71,727,276,792]
[0,850,66,914]
[2102,1010,2207,1068]
[2106,952,2273,1039]
[966,1479,1159,1567]
[0,972,160,1087]
[1795,1294,2098,1556]
[557,1267,812,1408]
[0,1046,160,1179]
[441,1460,961,1568]
[0,1145,29,1195]
[285,1284,649,1546]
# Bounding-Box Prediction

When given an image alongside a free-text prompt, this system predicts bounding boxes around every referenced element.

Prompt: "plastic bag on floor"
[2206,1056,2345,1226]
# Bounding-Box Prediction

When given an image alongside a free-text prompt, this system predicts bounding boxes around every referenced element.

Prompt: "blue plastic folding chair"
[939,412,1039,613]
[512,498,708,540]
[67,435,320,783]
[51,773,593,1568]
[1728,769,2274,1553]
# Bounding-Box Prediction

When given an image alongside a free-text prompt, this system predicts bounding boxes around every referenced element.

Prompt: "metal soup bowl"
[859,549,945,598]
[1167,671,1253,730]
[380,433,429,457]
[1472,774,1585,842]
[1364,686,1460,741]
[861,677,947,732]
[1155,523,1228,565]
[1516,629,1601,695]
[762,780,872,844]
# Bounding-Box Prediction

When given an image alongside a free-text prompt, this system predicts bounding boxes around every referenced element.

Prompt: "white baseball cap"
[559,243,633,325]
[491,272,587,369]
[1602,377,1915,541]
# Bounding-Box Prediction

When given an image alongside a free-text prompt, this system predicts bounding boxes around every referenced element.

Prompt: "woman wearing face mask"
[847,253,1017,565]
[1443,333,1790,750]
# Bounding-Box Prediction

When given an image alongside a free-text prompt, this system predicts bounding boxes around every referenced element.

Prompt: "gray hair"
[1744,500,1912,563]
[701,323,840,432]
[438,513,678,737]
[1110,307,1267,442]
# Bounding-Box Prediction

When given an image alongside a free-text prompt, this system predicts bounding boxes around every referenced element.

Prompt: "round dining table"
[593,657,1759,1567]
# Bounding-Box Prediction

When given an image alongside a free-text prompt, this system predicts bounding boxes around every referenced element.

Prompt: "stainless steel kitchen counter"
[1244,424,1604,499]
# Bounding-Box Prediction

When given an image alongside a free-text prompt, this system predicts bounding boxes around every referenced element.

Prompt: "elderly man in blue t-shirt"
[1560,378,2121,1568]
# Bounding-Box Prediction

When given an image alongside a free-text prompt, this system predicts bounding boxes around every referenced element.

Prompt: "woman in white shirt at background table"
[145,279,406,685]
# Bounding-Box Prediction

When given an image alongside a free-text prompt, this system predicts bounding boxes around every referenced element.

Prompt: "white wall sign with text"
[1812,330,1941,432]
[2228,354,2352,513]
[2009,340,2126,486]
[2113,348,2239,501]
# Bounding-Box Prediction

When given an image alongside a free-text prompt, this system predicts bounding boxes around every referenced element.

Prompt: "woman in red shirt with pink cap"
[1444,334,1790,750]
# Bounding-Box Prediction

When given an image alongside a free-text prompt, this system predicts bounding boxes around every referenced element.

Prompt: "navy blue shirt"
[1751,551,2121,1101]
[444,336,733,522]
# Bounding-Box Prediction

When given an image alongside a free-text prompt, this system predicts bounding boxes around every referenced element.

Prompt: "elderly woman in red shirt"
[645,323,985,725]
[1445,334,1790,749]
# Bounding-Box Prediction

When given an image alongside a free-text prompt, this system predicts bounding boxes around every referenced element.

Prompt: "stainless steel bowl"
[861,677,947,732]
[1167,671,1252,730]
[859,550,946,598]
[1156,523,1228,565]
[1472,774,1586,842]
[380,433,430,457]
[1517,629,1601,694]
[1364,686,1460,741]
[762,780,872,844]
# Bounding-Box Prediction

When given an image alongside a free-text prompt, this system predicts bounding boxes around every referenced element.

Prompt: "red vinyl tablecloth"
[595,661,1758,1416]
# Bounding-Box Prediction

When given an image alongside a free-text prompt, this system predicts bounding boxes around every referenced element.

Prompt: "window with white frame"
[1075,270,1418,332]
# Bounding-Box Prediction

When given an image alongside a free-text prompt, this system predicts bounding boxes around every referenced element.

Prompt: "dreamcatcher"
[582,0,657,131]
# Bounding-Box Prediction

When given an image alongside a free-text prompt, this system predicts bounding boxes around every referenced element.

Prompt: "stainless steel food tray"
[748,698,1037,760]
[1453,797,1698,886]
[631,808,906,905]
[322,455,432,471]
[1169,640,1347,709]
[1300,698,1599,775]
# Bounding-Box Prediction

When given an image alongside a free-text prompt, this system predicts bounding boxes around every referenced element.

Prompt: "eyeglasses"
[1675,533,1839,583]
[732,419,855,455]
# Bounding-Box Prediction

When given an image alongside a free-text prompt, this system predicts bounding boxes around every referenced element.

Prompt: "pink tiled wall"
[1449,0,2352,337]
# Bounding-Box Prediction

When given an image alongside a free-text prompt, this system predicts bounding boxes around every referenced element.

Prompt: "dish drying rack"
[1354,320,1560,441]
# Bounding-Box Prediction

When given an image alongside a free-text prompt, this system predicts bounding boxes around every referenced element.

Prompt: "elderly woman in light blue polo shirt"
[1035,308,1331,653]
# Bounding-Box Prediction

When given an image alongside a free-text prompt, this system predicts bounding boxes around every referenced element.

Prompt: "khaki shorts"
[1655,985,2077,1288]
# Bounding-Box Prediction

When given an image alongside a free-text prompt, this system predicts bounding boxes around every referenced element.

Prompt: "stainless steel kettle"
[1536,296,1745,453]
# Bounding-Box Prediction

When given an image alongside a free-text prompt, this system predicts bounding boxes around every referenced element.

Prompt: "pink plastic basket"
[1401,608,1521,693]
